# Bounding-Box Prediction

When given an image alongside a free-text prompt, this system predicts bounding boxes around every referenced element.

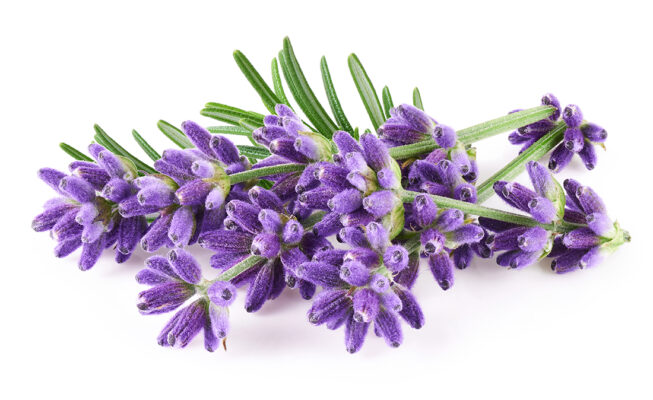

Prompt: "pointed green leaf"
[320,56,354,134]
[93,124,156,174]
[413,87,424,110]
[233,50,281,114]
[280,37,338,138]
[208,125,258,146]
[237,145,271,159]
[132,129,161,161]
[157,120,193,149]
[348,53,385,131]
[238,118,263,132]
[60,142,93,161]
[381,85,394,119]
[201,102,264,126]
[271,57,291,107]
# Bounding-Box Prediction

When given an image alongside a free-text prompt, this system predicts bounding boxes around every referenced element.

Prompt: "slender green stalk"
[399,189,579,233]
[387,105,555,160]
[60,142,93,161]
[214,255,265,282]
[476,121,565,203]
[228,163,304,184]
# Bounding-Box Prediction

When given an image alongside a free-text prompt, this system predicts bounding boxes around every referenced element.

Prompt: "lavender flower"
[299,222,423,353]
[407,194,485,288]
[548,179,630,273]
[137,250,237,351]
[32,147,149,269]
[508,94,607,172]
[198,186,331,312]
[304,131,405,238]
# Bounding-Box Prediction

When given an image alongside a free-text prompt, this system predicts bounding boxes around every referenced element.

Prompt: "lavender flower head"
[137,249,237,351]
[32,145,149,270]
[298,221,424,353]
[198,186,332,312]
[548,179,630,273]
[508,94,607,172]
[301,130,405,239]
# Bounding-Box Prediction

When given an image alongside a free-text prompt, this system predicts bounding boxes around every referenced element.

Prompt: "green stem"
[387,105,555,160]
[214,255,265,282]
[476,121,566,203]
[399,189,579,233]
[228,163,305,184]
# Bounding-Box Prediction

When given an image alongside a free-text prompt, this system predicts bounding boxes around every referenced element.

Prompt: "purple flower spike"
[541,93,561,121]
[328,189,362,214]
[562,104,583,128]
[79,237,105,271]
[282,219,304,244]
[308,290,352,325]
[345,317,370,354]
[258,209,282,233]
[528,196,557,224]
[517,227,549,252]
[117,216,146,255]
[38,168,67,193]
[376,167,399,189]
[352,288,380,323]
[435,209,464,232]
[207,281,237,307]
[381,291,403,313]
[370,274,390,293]
[168,249,202,284]
[362,190,398,218]
[296,261,345,288]
[447,224,485,245]
[181,121,215,158]
[169,206,195,247]
[428,253,454,290]
[167,298,207,348]
[432,124,457,149]
[209,135,240,165]
[562,227,601,249]
[383,245,409,273]
[581,123,608,143]
[141,213,173,252]
[586,212,615,237]
[59,176,96,203]
[375,309,403,348]
[365,222,389,252]
[393,104,434,132]
[245,262,275,312]
[393,287,424,329]
[564,127,585,152]
[251,232,281,258]
[576,185,607,215]
[176,179,213,206]
[360,133,393,171]
[103,178,133,203]
[578,142,597,170]
[548,143,574,172]
[340,261,371,286]
[138,282,195,315]
[413,194,438,228]
[333,131,363,155]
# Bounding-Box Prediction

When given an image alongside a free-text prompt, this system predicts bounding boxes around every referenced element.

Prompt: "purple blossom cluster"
[509,94,608,172]
[33,89,627,353]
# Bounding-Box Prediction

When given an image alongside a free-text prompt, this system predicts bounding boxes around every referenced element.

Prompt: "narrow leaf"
[348,53,385,131]
[238,118,263,132]
[201,102,264,126]
[157,120,193,149]
[271,57,291,107]
[237,145,271,159]
[413,87,424,110]
[208,125,258,146]
[132,129,161,161]
[382,85,394,119]
[60,143,93,161]
[93,124,156,174]
[320,56,353,134]
[280,37,338,138]
[233,50,281,114]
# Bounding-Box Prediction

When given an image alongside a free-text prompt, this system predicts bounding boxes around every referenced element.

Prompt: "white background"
[1,1,652,398]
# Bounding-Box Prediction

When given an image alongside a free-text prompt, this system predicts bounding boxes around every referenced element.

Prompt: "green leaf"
[208,125,258,147]
[132,129,161,161]
[271,57,291,107]
[201,102,264,126]
[237,145,271,159]
[60,142,93,161]
[233,50,281,114]
[238,118,263,132]
[157,120,193,149]
[93,124,156,174]
[413,87,424,110]
[280,37,338,138]
[257,179,274,190]
[348,53,385,131]
[320,56,353,134]
[381,85,394,119]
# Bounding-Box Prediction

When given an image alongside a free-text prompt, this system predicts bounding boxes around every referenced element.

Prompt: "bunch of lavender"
[33,37,629,353]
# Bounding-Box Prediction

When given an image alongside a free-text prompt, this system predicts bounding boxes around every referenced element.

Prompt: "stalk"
[399,189,580,233]
[475,121,565,203]
[387,105,555,160]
